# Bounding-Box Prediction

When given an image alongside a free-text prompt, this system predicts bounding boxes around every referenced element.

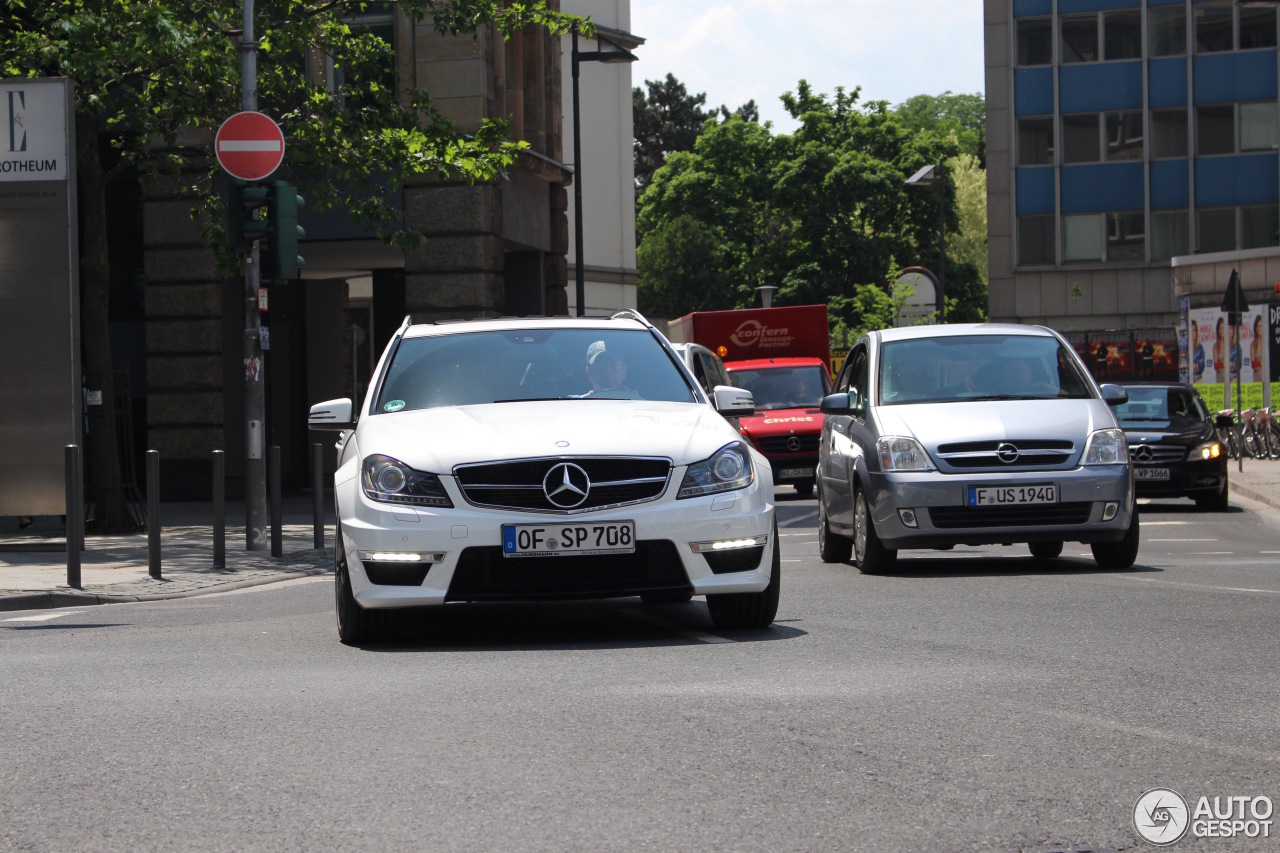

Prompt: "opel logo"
[543,462,591,508]
[786,436,802,452]
[996,443,1020,464]
[1134,445,1154,462]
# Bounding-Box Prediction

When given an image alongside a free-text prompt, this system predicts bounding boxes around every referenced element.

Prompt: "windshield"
[877,334,1095,405]
[729,365,830,411]
[1114,386,1207,425]
[374,328,696,413]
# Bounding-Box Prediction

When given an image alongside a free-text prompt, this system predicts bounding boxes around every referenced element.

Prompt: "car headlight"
[678,442,754,499]
[876,437,935,471]
[1192,439,1222,460]
[361,455,453,507]
[1082,428,1128,465]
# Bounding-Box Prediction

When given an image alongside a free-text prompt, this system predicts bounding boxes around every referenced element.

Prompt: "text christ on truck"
[668,305,832,498]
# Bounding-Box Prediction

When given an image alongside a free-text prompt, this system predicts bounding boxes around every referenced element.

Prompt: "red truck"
[668,305,832,497]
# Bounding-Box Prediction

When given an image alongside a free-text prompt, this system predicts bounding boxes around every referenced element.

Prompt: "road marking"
[3,610,85,623]
[781,559,803,563]
[1261,551,1280,555]
[624,608,734,644]
[1143,520,1190,526]
[1148,538,1216,542]
[1114,575,1278,595]
[779,531,817,537]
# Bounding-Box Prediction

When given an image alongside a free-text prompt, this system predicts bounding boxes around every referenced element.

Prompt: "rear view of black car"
[1113,382,1229,510]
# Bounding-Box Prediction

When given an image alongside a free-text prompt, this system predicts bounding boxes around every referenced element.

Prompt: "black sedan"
[1113,382,1229,510]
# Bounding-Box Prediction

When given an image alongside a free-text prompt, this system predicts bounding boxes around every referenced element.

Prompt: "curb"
[0,567,332,613]
[1230,480,1280,514]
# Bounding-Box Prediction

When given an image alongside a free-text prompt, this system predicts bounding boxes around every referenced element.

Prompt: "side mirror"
[309,398,355,430]
[1099,384,1129,407]
[820,392,856,415]
[712,385,755,418]
[1215,413,1235,430]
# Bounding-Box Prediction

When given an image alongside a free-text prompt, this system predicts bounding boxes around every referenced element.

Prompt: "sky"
[629,0,986,132]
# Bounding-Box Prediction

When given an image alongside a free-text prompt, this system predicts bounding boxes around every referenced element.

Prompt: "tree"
[893,91,986,164]
[1,0,582,531]
[636,215,733,319]
[632,74,716,192]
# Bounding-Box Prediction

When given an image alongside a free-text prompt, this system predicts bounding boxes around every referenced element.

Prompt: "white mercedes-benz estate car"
[308,311,778,643]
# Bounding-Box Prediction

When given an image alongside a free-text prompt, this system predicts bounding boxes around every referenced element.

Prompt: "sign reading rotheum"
[1,78,68,181]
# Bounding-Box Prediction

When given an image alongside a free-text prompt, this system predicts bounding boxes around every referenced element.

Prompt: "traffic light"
[224,179,268,249]
[263,181,305,280]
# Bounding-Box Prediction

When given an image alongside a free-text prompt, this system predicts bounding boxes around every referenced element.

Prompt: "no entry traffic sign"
[215,111,285,181]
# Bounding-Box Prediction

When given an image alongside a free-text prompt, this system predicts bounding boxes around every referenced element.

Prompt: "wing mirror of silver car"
[712,385,755,418]
[819,392,861,416]
[308,398,356,430]
[1099,384,1129,407]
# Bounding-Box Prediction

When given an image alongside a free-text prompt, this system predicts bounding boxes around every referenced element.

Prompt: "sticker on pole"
[215,111,285,181]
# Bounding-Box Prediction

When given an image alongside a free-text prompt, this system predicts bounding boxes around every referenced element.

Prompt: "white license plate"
[1135,467,1170,481]
[967,484,1058,506]
[501,521,636,557]
[779,467,813,479]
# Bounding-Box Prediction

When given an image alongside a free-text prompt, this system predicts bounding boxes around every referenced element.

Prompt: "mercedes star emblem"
[543,462,591,508]
[786,436,802,452]
[1133,445,1154,462]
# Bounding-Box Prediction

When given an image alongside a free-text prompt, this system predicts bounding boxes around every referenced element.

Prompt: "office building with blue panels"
[985,0,1280,329]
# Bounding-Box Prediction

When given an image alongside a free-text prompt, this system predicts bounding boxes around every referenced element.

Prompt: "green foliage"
[893,91,986,164]
[638,81,972,323]
[949,150,987,283]
[636,215,732,319]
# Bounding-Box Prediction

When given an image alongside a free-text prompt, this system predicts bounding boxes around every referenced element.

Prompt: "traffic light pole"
[240,0,268,549]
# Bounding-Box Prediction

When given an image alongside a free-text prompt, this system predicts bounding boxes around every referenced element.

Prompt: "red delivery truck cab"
[670,306,831,497]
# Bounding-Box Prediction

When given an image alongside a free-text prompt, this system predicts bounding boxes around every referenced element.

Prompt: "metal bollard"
[146,449,161,579]
[212,450,225,569]
[269,445,282,557]
[312,442,324,549]
[65,444,82,589]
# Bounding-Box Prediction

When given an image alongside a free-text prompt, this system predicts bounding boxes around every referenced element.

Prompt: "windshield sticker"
[384,400,406,412]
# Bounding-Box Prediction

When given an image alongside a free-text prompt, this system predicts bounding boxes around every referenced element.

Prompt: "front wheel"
[793,479,814,499]
[707,521,780,630]
[1029,541,1063,560]
[335,526,384,644]
[1091,508,1140,569]
[853,487,896,574]
[1195,477,1230,512]
[818,483,852,563]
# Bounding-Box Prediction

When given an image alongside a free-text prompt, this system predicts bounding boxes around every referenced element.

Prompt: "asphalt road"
[3,491,1278,852]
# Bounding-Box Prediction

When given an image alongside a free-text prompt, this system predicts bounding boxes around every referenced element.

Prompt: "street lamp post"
[906,164,947,322]
[570,24,636,316]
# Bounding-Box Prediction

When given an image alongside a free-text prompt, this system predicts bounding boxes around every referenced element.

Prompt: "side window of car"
[849,348,869,410]
[690,351,710,392]
[704,353,729,388]
[834,356,855,394]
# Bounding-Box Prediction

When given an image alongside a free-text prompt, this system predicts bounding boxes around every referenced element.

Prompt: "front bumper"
[867,464,1134,549]
[337,471,776,609]
[764,453,818,485]
[1133,458,1227,498]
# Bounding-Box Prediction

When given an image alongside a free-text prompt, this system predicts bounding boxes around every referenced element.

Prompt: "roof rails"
[611,309,653,328]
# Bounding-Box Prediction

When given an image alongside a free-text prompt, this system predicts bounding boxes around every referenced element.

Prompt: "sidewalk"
[4,460,1280,613]
[0,497,335,612]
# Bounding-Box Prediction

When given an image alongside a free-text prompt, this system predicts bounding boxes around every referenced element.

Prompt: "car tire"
[1028,541,1063,559]
[818,482,852,564]
[1090,508,1140,569]
[1196,477,1230,512]
[707,520,780,630]
[335,525,383,644]
[641,590,694,605]
[794,479,814,499]
[853,486,896,574]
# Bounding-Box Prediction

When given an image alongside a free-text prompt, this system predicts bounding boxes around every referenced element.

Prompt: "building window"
[1018,118,1055,166]
[1105,112,1144,160]
[1063,113,1101,163]
[1198,207,1237,253]
[1064,213,1104,262]
[1195,3,1234,53]
[1149,6,1187,57]
[1106,212,1145,261]
[1151,109,1189,158]
[1062,15,1099,63]
[1017,18,1053,66]
[1019,215,1056,265]
[1239,5,1278,49]
[1243,205,1280,248]
[1152,210,1191,260]
[1197,105,1236,155]
[1104,11,1142,60]
[1240,102,1279,152]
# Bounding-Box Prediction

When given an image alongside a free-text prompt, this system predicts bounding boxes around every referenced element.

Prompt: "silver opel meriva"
[817,324,1137,572]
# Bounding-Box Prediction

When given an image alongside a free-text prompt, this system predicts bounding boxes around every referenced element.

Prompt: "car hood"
[874,399,1117,449]
[355,400,740,472]
[1120,420,1214,446]
[740,408,823,436]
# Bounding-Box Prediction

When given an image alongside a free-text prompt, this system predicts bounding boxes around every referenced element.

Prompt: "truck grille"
[757,435,821,454]
[935,439,1075,469]
[445,541,691,601]
[929,502,1093,528]
[453,457,671,514]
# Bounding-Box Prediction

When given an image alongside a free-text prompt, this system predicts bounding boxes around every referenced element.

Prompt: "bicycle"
[1216,409,1244,459]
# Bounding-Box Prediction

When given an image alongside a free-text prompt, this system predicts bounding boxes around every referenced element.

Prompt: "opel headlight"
[678,442,754,499]
[361,455,453,507]
[876,437,936,471]
[1192,439,1222,460]
[1083,428,1128,465]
